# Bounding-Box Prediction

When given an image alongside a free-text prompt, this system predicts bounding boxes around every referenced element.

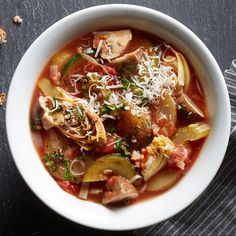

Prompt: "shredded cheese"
[95,40,103,57]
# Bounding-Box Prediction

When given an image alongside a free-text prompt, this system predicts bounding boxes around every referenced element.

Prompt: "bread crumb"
[13,15,23,24]
[0,28,7,44]
[0,93,6,106]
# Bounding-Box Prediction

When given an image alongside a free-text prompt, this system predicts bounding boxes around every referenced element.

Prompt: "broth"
[30,29,209,206]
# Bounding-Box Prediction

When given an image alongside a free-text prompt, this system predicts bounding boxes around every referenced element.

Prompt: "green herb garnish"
[77,107,84,120]
[115,139,131,157]
[121,78,131,90]
[146,119,151,129]
[64,159,72,181]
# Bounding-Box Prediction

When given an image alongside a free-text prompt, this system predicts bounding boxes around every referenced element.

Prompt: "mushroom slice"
[111,48,143,64]
[102,176,139,205]
[93,30,132,60]
[176,93,204,119]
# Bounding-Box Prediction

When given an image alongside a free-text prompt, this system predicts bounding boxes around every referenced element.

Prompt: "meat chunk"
[93,30,132,60]
[176,93,204,119]
[168,144,189,170]
[102,176,138,205]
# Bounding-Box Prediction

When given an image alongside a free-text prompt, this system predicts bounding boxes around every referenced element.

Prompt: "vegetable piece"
[82,154,136,182]
[171,122,210,145]
[141,136,175,180]
[61,54,81,77]
[156,95,177,137]
[176,93,204,120]
[37,78,74,103]
[79,182,90,200]
[51,50,75,71]
[174,52,190,91]
[162,47,190,91]
[93,30,132,60]
[117,107,152,148]
[102,176,139,205]
[159,94,177,125]
[111,48,143,64]
[77,48,108,74]
[147,169,181,192]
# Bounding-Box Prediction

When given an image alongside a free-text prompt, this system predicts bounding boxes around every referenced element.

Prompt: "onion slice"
[78,182,90,200]
[69,159,86,176]
[129,174,143,185]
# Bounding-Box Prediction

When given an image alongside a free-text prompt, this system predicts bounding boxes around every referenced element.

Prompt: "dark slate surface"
[0,0,235,235]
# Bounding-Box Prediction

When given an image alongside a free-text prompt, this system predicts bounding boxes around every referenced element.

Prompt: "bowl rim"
[6,4,231,231]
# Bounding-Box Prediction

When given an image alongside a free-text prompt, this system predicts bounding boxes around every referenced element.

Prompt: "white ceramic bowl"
[6,4,231,230]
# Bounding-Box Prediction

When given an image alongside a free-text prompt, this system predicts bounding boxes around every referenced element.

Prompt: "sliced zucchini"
[171,122,210,145]
[147,169,181,192]
[82,154,136,182]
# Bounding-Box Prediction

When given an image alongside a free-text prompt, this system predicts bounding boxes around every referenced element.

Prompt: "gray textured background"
[0,0,235,235]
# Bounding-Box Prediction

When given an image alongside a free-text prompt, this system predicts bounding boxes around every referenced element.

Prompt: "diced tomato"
[100,136,116,154]
[140,148,149,169]
[103,64,117,76]
[57,180,79,195]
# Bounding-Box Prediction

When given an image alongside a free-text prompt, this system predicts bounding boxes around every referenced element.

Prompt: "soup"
[30,29,210,205]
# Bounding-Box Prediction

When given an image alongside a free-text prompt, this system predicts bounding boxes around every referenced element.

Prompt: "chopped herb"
[45,160,55,166]
[43,153,50,162]
[106,125,116,133]
[146,119,152,129]
[77,107,84,120]
[121,78,131,90]
[82,84,88,96]
[100,104,112,115]
[64,159,72,181]
[115,139,131,157]
[43,150,64,173]
[178,103,187,111]
[81,153,88,161]
[136,90,143,96]
[51,166,57,172]
[107,104,116,111]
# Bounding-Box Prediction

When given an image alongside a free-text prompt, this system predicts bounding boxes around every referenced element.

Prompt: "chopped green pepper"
[61,54,81,77]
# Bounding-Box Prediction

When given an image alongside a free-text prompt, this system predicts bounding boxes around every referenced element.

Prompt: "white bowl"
[6,4,231,230]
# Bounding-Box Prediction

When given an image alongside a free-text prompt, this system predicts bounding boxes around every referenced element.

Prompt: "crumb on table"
[0,28,7,44]
[0,93,6,106]
[13,15,23,24]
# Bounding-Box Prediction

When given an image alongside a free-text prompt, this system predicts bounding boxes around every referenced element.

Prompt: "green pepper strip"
[61,54,81,77]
